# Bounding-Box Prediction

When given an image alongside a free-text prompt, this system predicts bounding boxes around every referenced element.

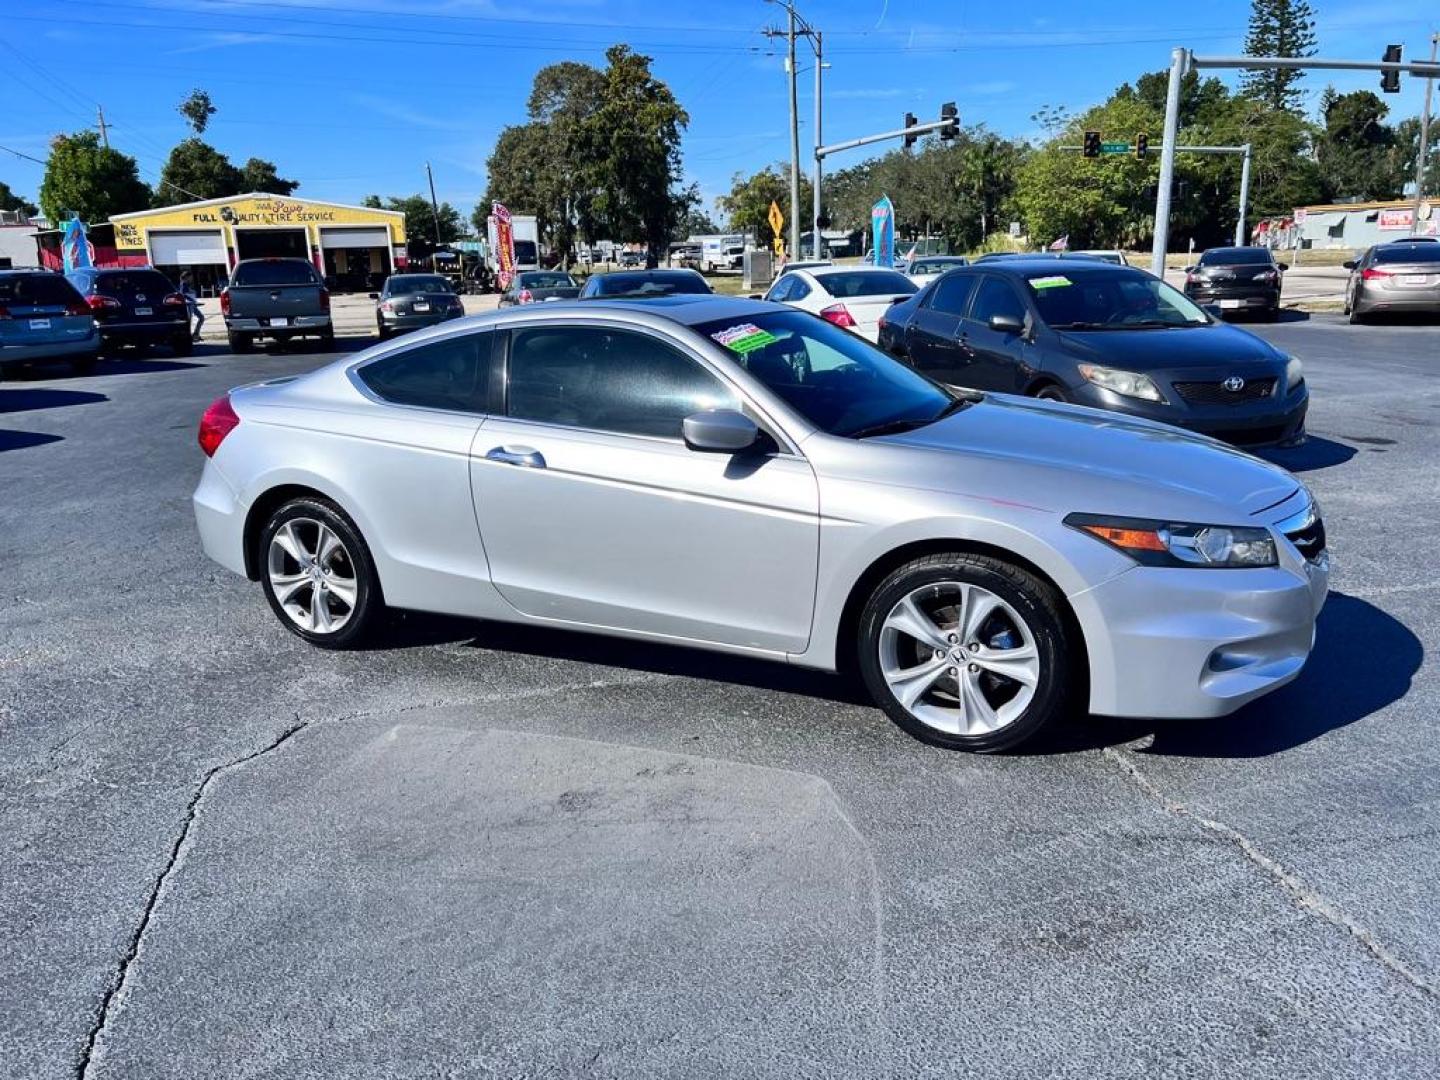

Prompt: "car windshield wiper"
[848,394,977,440]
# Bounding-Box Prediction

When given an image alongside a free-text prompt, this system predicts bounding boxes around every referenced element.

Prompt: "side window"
[969,277,1027,325]
[508,326,738,439]
[927,273,976,317]
[357,331,492,412]
[766,275,795,303]
[790,277,812,300]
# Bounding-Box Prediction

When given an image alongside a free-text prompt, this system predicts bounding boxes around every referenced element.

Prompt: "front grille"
[1283,514,1327,563]
[1174,377,1277,406]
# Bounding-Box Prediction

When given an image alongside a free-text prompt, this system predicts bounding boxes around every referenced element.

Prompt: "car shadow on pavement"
[1043,592,1422,758]
[381,611,868,706]
[0,388,108,413]
[0,429,64,453]
[1257,435,1357,473]
[95,356,208,376]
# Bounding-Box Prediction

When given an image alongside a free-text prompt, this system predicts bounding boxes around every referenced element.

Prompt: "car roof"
[562,294,776,325]
[1199,246,1271,256]
[955,256,1125,276]
[807,264,909,277]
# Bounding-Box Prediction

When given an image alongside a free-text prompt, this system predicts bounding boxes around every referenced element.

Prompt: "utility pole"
[1151,47,1188,277]
[785,7,800,258]
[1412,32,1438,236]
[812,30,824,260]
[1235,143,1252,246]
[425,161,443,270]
[96,105,110,149]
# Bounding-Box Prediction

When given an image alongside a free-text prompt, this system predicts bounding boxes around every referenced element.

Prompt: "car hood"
[1054,322,1284,371]
[877,393,1298,519]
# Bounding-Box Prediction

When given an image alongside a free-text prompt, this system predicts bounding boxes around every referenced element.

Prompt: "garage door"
[149,230,226,265]
[321,226,390,250]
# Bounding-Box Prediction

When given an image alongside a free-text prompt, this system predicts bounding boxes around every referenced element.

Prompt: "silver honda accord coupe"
[193,296,1329,752]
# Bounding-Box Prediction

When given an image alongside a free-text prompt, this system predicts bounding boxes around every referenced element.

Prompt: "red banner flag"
[493,202,516,290]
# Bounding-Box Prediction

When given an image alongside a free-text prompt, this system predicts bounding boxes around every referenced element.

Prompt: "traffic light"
[939,101,959,141]
[903,112,919,148]
[1135,132,1149,159]
[1381,44,1402,93]
[1083,130,1101,158]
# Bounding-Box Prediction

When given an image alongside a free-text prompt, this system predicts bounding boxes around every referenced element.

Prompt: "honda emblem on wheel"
[1223,376,1245,392]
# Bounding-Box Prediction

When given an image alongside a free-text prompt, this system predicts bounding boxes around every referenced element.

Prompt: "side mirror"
[748,293,764,300]
[682,409,761,453]
[1183,265,1198,274]
[1276,262,1290,271]
[1342,260,1356,270]
[989,312,1025,334]
[368,292,379,300]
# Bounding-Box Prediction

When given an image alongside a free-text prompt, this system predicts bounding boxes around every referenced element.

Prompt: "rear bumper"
[0,329,98,365]
[192,459,248,578]
[380,311,464,329]
[98,319,188,342]
[1354,290,1440,314]
[1074,549,1329,719]
[226,315,332,334]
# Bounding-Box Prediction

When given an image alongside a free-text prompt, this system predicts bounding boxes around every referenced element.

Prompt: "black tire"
[857,552,1076,752]
[1034,383,1070,403]
[71,350,99,376]
[319,327,335,350]
[258,497,384,649]
[171,333,193,357]
[228,330,253,353]
[1348,304,1367,325]
[376,321,389,341]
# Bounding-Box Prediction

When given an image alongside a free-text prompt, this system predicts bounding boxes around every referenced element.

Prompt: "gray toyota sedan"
[194,296,1328,752]
[372,273,465,339]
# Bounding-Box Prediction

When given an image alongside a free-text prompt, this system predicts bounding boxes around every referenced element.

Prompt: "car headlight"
[1065,513,1278,568]
[1284,355,1303,391]
[1077,363,1165,403]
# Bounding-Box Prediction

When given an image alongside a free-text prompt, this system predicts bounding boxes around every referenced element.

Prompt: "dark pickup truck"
[221,258,333,352]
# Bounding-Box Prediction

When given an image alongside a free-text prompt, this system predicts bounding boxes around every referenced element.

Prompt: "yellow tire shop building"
[109,193,407,294]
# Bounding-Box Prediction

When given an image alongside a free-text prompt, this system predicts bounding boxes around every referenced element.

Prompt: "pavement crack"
[1103,746,1439,1005]
[74,718,310,1079]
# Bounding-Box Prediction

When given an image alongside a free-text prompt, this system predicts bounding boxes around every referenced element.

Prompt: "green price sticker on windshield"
[711,323,778,354]
[1028,275,1071,290]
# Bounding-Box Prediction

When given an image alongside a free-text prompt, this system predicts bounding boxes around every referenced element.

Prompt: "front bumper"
[1184,283,1281,312]
[1070,382,1308,448]
[1073,541,1329,719]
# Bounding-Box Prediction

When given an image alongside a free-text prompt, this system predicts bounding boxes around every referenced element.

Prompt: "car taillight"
[518,289,533,304]
[820,303,857,328]
[318,287,330,312]
[86,294,121,310]
[65,300,90,316]
[380,300,395,313]
[219,288,231,315]
[1361,268,1392,280]
[0,304,10,320]
[163,292,186,306]
[198,395,240,457]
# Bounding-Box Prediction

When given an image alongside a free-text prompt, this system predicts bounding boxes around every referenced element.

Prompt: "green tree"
[38,131,151,224]
[718,164,812,248]
[0,180,38,217]
[153,138,243,205]
[178,89,218,135]
[375,194,462,260]
[239,157,299,195]
[682,206,720,236]
[1241,0,1317,112]
[361,194,383,209]
[1316,89,1403,200]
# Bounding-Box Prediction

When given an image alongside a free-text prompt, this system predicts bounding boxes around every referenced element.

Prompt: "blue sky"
[2,0,1436,223]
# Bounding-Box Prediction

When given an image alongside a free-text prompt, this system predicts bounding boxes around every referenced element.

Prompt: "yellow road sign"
[772,237,784,259]
[768,200,784,238]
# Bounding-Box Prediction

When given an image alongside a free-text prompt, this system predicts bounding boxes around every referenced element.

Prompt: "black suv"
[65,266,192,355]
[1182,247,1286,320]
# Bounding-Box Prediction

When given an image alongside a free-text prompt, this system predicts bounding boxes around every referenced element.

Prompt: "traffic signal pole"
[1236,143,1252,246]
[1152,48,1440,274]
[813,30,824,260]
[1412,33,1438,237]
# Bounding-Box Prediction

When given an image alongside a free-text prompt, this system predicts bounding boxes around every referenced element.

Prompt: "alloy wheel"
[877,581,1040,735]
[266,517,359,634]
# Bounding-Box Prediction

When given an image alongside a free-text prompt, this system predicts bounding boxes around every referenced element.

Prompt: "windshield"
[588,271,711,297]
[518,272,577,289]
[388,275,452,295]
[1198,247,1273,266]
[693,310,957,438]
[816,270,917,298]
[1026,270,1210,329]
[92,271,175,297]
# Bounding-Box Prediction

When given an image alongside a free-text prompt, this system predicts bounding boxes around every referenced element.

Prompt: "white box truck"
[689,233,746,273]
[486,213,541,280]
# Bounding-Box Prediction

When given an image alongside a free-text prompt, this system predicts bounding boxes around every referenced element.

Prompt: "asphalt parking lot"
[3,313,1438,1079]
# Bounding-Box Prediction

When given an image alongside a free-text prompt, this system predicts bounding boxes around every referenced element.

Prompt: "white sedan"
[762,265,918,341]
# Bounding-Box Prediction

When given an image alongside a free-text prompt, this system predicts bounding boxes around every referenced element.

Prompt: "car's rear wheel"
[857,553,1075,752]
[1348,303,1368,325]
[171,332,193,357]
[319,327,335,350]
[376,320,389,341]
[228,330,253,353]
[259,498,383,649]
[71,350,99,375]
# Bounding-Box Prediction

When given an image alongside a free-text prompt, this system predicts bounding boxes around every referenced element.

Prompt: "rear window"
[0,273,81,306]
[1374,244,1440,264]
[1198,248,1274,266]
[93,271,175,297]
[590,271,711,297]
[518,272,576,289]
[231,260,321,287]
[815,270,917,298]
[388,275,452,295]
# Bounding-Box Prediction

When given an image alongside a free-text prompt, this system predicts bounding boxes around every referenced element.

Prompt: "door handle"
[485,445,546,469]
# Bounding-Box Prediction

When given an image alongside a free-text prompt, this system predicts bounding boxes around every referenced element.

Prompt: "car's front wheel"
[258,498,383,649]
[228,330,253,353]
[857,552,1075,752]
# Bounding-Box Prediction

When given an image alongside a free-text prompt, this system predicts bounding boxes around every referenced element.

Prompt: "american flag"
[1048,234,1069,251]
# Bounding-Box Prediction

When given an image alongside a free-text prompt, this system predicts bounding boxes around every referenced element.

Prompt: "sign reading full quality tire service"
[492,202,516,290]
